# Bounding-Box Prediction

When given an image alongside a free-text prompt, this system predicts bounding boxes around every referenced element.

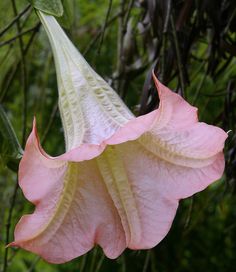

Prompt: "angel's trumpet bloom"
[11,11,227,264]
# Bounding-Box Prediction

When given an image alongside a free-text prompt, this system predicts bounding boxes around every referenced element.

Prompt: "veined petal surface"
[138,75,227,169]
[11,128,126,263]
[38,11,134,150]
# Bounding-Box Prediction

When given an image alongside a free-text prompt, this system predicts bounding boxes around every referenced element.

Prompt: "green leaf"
[28,0,64,17]
[0,105,23,172]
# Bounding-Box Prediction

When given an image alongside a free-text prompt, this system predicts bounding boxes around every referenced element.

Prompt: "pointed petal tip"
[5,242,13,248]
[151,70,160,93]
[32,116,39,137]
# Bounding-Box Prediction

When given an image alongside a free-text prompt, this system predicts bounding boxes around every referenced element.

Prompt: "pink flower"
[10,12,227,264]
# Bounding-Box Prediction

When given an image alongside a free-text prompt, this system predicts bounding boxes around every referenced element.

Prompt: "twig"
[41,102,58,145]
[0,64,18,103]
[94,254,105,272]
[123,0,135,29]
[160,0,172,82]
[116,0,135,96]
[192,73,207,105]
[0,25,40,103]
[116,0,126,93]
[79,254,87,272]
[89,247,98,272]
[142,250,151,272]
[120,254,126,272]
[0,46,13,69]
[222,6,236,36]
[170,14,186,97]
[24,24,41,54]
[83,11,122,56]
[119,0,135,98]
[214,55,233,79]
[11,0,28,146]
[2,176,18,272]
[0,24,40,48]
[150,251,157,272]
[184,196,194,230]
[0,4,31,38]
[97,0,113,54]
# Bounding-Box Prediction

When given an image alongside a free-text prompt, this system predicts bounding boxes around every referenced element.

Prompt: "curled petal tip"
[5,243,12,248]
[32,117,37,133]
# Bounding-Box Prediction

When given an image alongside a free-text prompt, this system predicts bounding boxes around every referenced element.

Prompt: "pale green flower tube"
[37,11,134,151]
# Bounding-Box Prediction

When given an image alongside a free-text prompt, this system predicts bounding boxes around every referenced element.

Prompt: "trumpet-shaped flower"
[11,11,227,264]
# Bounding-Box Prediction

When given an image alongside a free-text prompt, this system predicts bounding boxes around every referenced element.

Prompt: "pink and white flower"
[10,11,227,264]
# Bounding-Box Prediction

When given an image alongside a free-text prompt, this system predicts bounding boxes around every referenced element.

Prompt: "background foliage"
[0,0,236,271]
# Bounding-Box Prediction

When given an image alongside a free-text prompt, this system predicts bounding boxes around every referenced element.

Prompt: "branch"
[11,0,28,146]
[116,0,135,96]
[97,0,113,54]
[0,25,41,103]
[0,24,40,48]
[0,4,31,38]
[116,0,126,93]
[2,175,18,272]
[83,11,122,56]
[170,14,186,97]
[160,0,171,82]
[41,102,58,145]
[123,0,135,30]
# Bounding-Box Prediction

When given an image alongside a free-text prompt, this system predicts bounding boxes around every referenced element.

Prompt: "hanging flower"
[10,11,227,264]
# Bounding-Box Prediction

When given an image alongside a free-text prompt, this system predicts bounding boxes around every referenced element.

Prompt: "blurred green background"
[0,0,236,271]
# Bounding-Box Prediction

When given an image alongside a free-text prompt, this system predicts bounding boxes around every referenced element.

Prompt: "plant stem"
[0,4,31,38]
[142,250,151,272]
[97,0,113,54]
[116,0,125,93]
[160,0,171,82]
[0,24,40,48]
[41,102,58,145]
[11,0,28,146]
[83,11,122,56]
[0,25,40,103]
[170,14,186,97]
[94,254,105,272]
[2,176,18,272]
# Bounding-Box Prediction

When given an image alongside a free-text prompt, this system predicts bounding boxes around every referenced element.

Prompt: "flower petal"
[38,11,134,150]
[11,72,227,263]
[109,140,225,249]
[11,128,126,263]
[152,71,198,129]
[58,74,227,167]
[139,74,228,168]
[18,119,67,204]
